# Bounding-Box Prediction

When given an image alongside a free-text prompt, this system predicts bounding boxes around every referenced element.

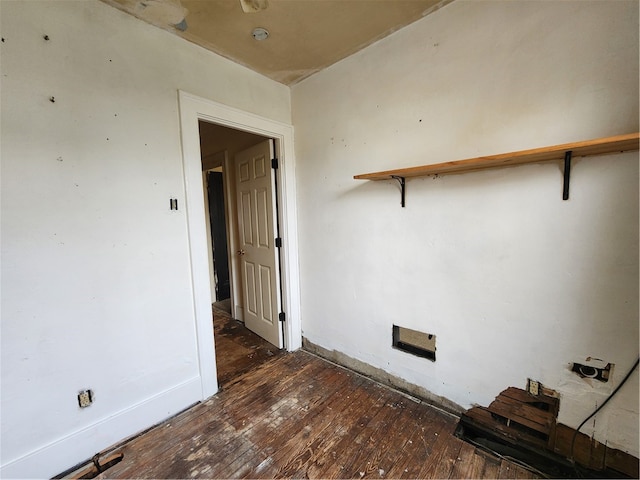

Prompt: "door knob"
[237,249,246,256]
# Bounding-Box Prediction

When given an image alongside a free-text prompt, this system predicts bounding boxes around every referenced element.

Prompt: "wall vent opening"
[392,325,436,361]
[571,361,613,382]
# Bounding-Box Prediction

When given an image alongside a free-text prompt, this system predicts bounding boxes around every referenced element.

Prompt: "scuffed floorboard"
[94,311,539,479]
[212,305,285,389]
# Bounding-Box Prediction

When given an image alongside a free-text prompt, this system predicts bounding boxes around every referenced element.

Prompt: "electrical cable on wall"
[570,356,640,463]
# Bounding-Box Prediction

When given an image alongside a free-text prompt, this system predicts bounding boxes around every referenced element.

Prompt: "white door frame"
[177,91,302,400]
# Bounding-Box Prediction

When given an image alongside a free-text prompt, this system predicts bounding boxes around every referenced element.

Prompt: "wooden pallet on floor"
[458,386,638,478]
[461,387,558,450]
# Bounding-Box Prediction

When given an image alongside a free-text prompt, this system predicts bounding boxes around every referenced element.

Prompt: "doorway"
[178,91,302,399]
[206,169,230,303]
[201,153,229,311]
[200,125,283,383]
[199,123,266,314]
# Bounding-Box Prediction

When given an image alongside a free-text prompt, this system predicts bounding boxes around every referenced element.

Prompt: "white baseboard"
[0,377,203,479]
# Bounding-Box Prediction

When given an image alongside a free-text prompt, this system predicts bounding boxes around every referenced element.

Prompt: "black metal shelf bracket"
[391,175,406,207]
[563,150,572,200]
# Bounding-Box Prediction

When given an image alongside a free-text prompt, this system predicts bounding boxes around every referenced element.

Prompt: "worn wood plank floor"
[212,305,286,389]
[96,309,539,479]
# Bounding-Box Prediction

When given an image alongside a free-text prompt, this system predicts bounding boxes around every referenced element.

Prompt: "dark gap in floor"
[54,452,124,479]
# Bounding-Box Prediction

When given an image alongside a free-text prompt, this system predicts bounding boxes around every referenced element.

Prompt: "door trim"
[177,90,302,400]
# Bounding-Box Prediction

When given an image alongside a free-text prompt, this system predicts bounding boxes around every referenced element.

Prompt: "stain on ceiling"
[100,0,453,85]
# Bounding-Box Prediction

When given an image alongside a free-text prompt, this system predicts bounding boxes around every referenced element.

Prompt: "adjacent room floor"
[89,307,539,479]
[211,301,285,389]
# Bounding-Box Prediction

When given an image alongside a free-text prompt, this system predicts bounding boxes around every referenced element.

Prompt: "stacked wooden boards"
[460,387,558,450]
[458,386,638,478]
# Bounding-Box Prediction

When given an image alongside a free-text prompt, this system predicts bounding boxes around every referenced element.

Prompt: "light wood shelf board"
[354,133,639,181]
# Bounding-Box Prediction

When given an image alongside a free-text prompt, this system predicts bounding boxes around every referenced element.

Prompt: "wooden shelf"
[354,133,639,181]
[354,133,639,206]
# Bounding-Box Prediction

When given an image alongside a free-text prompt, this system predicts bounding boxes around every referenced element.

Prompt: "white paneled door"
[235,140,282,348]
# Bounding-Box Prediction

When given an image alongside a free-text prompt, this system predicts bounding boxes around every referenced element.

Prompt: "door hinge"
[275,237,282,248]
[272,158,279,169]
[279,312,286,322]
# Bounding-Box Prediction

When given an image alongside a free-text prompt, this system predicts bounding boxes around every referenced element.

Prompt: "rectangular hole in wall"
[392,325,436,361]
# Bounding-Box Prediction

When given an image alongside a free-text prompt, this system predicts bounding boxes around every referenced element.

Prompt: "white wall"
[292,0,639,456]
[0,1,290,477]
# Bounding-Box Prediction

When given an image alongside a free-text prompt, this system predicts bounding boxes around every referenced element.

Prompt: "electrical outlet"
[527,379,539,396]
[78,390,93,408]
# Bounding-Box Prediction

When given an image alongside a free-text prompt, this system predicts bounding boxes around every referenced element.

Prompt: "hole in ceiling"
[251,27,269,41]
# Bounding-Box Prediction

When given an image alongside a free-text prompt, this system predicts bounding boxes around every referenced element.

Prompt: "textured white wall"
[292,0,639,455]
[0,1,290,477]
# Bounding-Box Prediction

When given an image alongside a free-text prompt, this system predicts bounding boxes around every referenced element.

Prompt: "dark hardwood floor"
[90,307,539,479]
[212,304,285,388]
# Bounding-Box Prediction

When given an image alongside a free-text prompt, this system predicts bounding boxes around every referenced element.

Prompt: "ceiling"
[100,0,453,85]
